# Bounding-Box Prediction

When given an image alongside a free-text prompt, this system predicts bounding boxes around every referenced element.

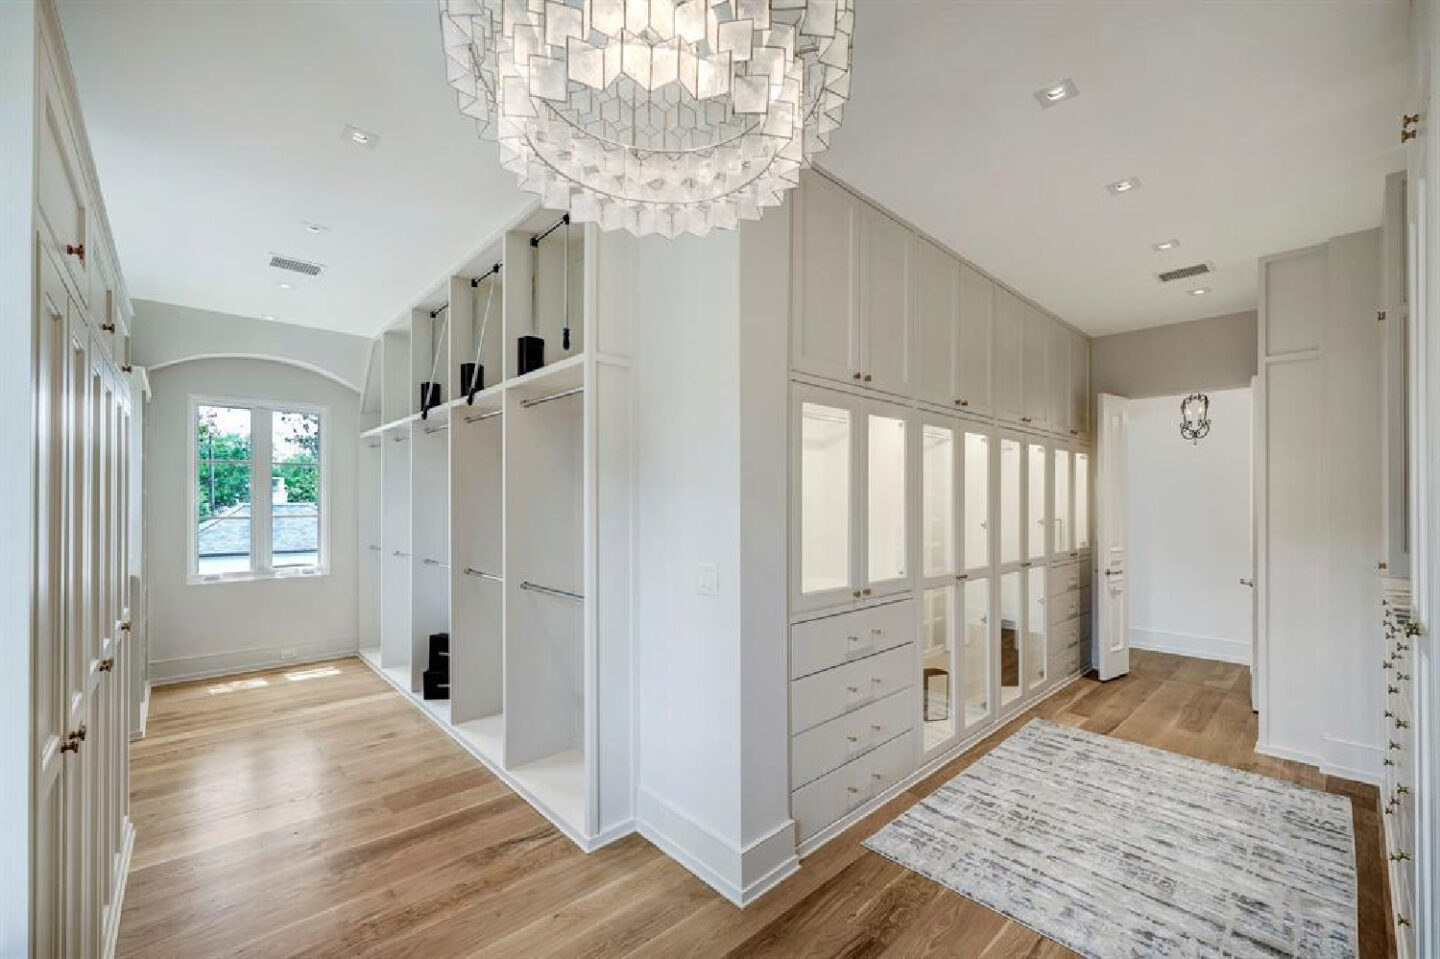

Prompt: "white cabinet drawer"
[1048,563,1079,595]
[791,600,914,680]
[793,730,915,842]
[792,687,914,788]
[1049,589,1079,624]
[791,643,914,734]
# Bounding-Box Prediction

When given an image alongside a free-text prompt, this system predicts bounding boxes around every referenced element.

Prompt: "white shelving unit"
[355,207,632,850]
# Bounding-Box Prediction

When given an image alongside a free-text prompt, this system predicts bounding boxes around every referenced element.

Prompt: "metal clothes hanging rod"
[530,213,570,247]
[392,550,411,558]
[470,262,503,287]
[464,567,503,583]
[520,580,583,602]
[463,408,503,425]
[520,385,583,409]
[429,303,450,319]
[422,558,450,569]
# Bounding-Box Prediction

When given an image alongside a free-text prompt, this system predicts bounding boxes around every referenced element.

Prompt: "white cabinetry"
[956,262,994,416]
[914,237,960,409]
[860,206,913,396]
[1070,333,1091,439]
[1021,305,1051,429]
[792,172,860,385]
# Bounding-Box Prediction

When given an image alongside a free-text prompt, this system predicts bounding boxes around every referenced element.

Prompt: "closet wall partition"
[786,169,1094,853]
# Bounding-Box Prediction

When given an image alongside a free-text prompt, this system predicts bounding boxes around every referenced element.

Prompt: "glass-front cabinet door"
[792,386,911,613]
[1074,449,1091,552]
[794,388,858,612]
[1053,448,1072,558]
[996,431,1026,711]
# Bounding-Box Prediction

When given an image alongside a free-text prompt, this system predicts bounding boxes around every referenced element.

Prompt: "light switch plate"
[697,563,719,596]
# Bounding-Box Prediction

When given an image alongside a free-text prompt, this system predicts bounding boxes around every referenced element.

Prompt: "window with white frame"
[192,399,327,581]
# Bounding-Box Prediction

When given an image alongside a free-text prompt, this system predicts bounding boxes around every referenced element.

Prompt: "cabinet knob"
[853,372,862,381]
[954,398,969,407]
[871,724,883,732]
[862,373,872,382]
[1239,577,1254,587]
[120,621,132,631]
[862,587,872,596]
[1403,113,1420,127]
[847,686,859,693]
[1404,621,1422,637]
[852,589,862,598]
[846,735,858,743]
[66,243,86,262]
[1402,128,1418,143]
[1389,740,1402,751]
[1388,685,1399,694]
[1398,915,1411,927]
[847,786,860,794]
[870,772,883,780]
[1021,416,1033,424]
[1391,850,1412,862]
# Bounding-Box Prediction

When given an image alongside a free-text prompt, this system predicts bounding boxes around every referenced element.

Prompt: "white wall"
[631,206,794,905]
[1126,388,1252,664]
[143,358,360,682]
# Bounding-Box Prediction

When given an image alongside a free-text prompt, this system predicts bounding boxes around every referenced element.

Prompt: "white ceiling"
[59,0,1411,339]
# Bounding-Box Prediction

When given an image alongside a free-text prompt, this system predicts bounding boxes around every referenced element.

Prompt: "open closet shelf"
[356,200,632,852]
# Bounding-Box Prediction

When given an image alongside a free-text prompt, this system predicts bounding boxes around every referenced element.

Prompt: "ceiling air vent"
[269,254,324,277]
[1156,262,1213,284]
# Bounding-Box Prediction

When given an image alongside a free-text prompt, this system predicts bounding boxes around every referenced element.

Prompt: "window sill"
[188,567,331,587]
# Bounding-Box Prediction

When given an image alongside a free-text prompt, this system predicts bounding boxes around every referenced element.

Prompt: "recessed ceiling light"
[342,124,379,148]
[303,222,328,235]
[1188,287,1211,296]
[1106,177,1141,196]
[1153,239,1180,252]
[1033,78,1079,109]
[277,281,294,290]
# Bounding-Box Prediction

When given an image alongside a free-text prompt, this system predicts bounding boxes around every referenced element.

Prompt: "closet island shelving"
[356,206,633,849]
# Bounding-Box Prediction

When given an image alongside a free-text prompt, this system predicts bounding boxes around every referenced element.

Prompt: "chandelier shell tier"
[440,0,854,237]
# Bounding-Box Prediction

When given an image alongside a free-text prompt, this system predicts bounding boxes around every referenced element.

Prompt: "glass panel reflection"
[963,577,990,727]
[921,425,955,578]
[921,587,954,751]
[1075,451,1090,550]
[964,432,989,570]
[1027,566,1047,690]
[801,403,850,594]
[1054,448,1071,555]
[868,414,907,583]
[1027,441,1047,560]
[1000,438,1021,565]
[1000,571,1021,706]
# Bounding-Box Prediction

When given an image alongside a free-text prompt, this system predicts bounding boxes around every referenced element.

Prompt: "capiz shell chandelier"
[440,0,854,237]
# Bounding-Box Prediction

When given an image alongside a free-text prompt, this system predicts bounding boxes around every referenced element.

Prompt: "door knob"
[66,243,86,262]
[120,621,132,631]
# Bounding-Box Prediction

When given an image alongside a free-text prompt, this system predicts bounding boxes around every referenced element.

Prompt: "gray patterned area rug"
[864,719,1356,958]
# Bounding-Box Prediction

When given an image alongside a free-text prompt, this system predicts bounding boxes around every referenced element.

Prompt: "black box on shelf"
[428,632,449,674]
[517,335,545,376]
[422,668,450,700]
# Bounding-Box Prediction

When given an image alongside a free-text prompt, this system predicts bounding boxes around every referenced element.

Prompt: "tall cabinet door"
[1070,333,1091,439]
[993,288,1024,423]
[956,263,994,416]
[913,238,959,409]
[862,398,911,597]
[1021,306,1050,429]
[859,207,913,396]
[792,173,860,385]
[1048,321,1072,435]
[793,385,862,613]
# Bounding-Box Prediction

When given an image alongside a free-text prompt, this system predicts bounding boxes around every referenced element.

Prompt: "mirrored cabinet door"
[866,406,909,595]
[921,422,957,580]
[962,577,991,730]
[1026,439,1048,561]
[1074,450,1091,552]
[1053,448,1072,557]
[999,436,1023,567]
[795,392,857,611]
[999,570,1023,709]
[963,430,990,573]
[1026,565,1048,690]
[921,586,956,754]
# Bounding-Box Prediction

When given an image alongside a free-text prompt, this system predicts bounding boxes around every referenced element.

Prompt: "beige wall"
[1091,310,1257,398]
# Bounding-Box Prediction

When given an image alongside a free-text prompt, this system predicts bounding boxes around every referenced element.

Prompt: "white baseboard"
[150,638,358,685]
[635,786,800,907]
[101,817,135,959]
[1254,736,1381,785]
[1130,627,1251,665]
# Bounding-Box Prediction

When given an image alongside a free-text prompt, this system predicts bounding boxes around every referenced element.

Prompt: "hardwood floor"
[118,652,1393,958]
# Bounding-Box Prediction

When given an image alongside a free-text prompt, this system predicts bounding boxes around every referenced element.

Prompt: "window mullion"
[255,407,274,575]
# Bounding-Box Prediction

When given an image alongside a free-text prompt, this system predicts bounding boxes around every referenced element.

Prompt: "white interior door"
[1095,393,1130,681]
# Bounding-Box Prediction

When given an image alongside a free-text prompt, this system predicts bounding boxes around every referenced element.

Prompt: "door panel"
[794,389,859,612]
[864,404,909,595]
[1049,321,1071,434]
[1095,394,1130,680]
[1070,334,1090,438]
[957,263,994,415]
[914,239,958,408]
[993,289,1024,423]
[1021,306,1050,428]
[860,209,912,396]
[792,173,859,384]
[37,44,90,300]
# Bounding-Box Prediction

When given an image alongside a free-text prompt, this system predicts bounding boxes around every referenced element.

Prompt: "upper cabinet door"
[1069,333,1091,438]
[956,262,994,416]
[859,207,913,397]
[993,288,1024,423]
[792,173,860,385]
[1048,319,1072,435]
[37,44,91,303]
[1021,305,1050,428]
[913,237,959,408]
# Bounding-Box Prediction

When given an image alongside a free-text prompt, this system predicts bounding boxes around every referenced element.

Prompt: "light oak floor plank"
[117,653,1393,958]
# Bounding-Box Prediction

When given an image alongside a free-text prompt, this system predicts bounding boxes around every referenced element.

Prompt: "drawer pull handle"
[853,372,862,381]
[1385,710,1395,719]
[871,724,883,732]
[1395,643,1410,653]
[847,686,859,694]
[1389,740,1402,751]
[955,573,968,581]
[1384,758,1395,767]
[1397,784,1410,795]
[66,243,86,262]
[852,590,862,598]
[1404,621,1422,637]
[847,786,860,794]
[871,677,883,685]
[863,374,872,383]
[871,628,883,636]
[1391,851,1412,862]
[846,735,858,743]
[847,635,861,644]
[862,588,872,596]
[870,772,883,780]
[1388,686,1399,694]
[1395,718,1410,729]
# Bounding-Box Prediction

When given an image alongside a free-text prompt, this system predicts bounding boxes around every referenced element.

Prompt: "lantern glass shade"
[1179,392,1211,442]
